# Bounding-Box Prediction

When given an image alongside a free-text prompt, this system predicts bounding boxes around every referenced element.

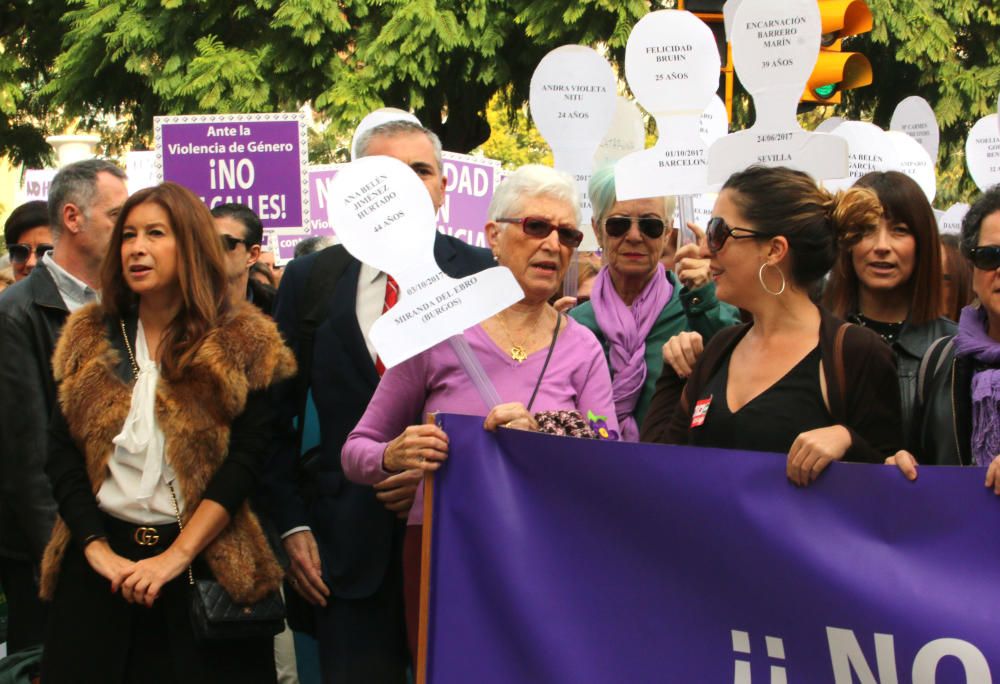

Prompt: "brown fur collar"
[40,301,296,603]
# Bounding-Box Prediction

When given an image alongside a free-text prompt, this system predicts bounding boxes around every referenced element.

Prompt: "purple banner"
[437,153,500,249]
[428,414,1000,683]
[155,113,309,230]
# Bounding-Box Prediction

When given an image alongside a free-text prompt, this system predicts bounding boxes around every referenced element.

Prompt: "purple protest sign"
[437,152,500,249]
[425,414,1000,683]
[155,113,309,230]
[307,164,342,237]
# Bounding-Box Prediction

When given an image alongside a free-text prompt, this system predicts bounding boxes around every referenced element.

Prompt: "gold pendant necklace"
[497,311,528,363]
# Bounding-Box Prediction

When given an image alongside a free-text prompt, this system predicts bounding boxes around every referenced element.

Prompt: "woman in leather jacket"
[824,171,955,449]
[890,185,1000,489]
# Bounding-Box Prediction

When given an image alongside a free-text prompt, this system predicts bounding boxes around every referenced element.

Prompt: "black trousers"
[314,524,409,684]
[41,519,276,684]
[0,556,46,653]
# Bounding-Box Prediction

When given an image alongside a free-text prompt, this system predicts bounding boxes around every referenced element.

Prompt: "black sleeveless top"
[689,346,832,454]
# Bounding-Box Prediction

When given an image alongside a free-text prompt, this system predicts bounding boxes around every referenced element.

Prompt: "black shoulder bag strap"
[293,245,353,453]
[526,313,562,411]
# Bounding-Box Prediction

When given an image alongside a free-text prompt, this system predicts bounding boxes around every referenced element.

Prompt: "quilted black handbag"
[189,579,286,642]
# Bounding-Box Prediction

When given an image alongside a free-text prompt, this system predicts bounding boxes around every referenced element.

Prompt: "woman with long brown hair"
[40,182,295,683]
[824,171,956,448]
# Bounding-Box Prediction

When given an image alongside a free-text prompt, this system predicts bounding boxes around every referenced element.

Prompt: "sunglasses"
[967,246,1000,271]
[604,216,667,239]
[7,242,53,264]
[220,234,252,252]
[705,217,776,253]
[496,216,584,249]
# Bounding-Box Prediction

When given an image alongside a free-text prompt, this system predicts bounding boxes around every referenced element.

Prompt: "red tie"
[374,275,399,376]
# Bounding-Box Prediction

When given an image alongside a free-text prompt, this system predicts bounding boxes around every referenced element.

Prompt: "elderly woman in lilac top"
[342,164,616,659]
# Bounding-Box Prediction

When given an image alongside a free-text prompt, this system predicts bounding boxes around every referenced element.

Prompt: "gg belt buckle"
[134,526,160,546]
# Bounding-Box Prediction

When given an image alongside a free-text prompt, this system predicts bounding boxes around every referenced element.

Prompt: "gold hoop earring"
[758,262,786,296]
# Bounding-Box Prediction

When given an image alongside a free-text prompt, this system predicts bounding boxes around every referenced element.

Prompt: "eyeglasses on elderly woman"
[967,245,1000,272]
[495,216,584,248]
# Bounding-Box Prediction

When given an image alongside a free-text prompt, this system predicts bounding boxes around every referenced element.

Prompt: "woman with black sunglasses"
[642,166,902,485]
[342,164,617,659]
[823,172,956,450]
[889,185,1000,480]
[4,200,53,282]
[568,164,740,441]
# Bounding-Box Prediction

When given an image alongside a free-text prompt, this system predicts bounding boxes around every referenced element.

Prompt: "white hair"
[487,165,580,227]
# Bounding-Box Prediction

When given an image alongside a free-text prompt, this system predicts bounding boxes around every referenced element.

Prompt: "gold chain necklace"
[496,311,529,363]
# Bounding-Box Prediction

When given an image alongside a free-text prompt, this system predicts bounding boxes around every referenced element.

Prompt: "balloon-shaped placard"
[350,108,420,160]
[616,9,720,201]
[939,202,969,236]
[530,44,617,249]
[825,121,899,192]
[324,155,522,368]
[886,131,936,203]
[966,114,1000,192]
[700,95,729,148]
[706,0,847,184]
[890,96,940,162]
[594,97,646,168]
[815,117,843,133]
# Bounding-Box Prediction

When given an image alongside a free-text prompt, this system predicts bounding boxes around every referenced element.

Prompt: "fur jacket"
[39,301,296,603]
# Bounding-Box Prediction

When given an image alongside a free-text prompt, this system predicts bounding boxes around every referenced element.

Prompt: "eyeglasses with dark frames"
[705,216,777,253]
[6,242,53,264]
[220,234,252,252]
[603,216,667,239]
[967,245,1000,272]
[495,216,584,249]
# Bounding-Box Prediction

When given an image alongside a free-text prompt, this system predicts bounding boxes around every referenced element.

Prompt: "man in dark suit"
[261,120,493,683]
[0,159,128,652]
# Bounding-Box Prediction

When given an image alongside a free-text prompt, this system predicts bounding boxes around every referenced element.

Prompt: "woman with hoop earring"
[642,166,902,486]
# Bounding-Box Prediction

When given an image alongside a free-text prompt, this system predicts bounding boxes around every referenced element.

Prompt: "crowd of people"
[0,117,996,682]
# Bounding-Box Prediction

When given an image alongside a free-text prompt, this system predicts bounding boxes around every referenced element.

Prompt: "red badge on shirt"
[690,395,713,428]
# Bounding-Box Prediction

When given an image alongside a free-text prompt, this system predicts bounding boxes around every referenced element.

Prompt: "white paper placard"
[966,114,1000,192]
[351,108,421,160]
[594,97,646,168]
[885,130,936,203]
[16,168,57,203]
[530,45,617,250]
[700,96,729,148]
[890,96,940,162]
[616,10,720,201]
[824,121,899,192]
[815,117,844,133]
[706,0,848,184]
[323,155,523,368]
[126,151,158,193]
[939,203,970,236]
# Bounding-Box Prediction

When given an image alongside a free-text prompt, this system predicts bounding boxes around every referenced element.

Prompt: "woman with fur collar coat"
[39,183,295,683]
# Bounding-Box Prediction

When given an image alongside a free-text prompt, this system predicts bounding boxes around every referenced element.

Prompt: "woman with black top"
[824,171,956,447]
[642,166,902,484]
[39,183,296,683]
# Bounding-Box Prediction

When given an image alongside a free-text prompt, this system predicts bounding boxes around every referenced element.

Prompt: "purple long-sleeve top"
[342,317,618,525]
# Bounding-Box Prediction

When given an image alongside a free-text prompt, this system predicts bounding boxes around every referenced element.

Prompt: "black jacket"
[259,235,493,599]
[0,262,69,561]
[911,335,974,466]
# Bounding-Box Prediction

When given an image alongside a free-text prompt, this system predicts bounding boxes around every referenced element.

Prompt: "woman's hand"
[661,331,703,378]
[120,546,192,607]
[374,468,423,517]
[885,450,918,481]
[676,222,711,290]
[83,539,136,592]
[786,425,852,486]
[383,424,449,473]
[553,296,578,313]
[986,455,1000,496]
[484,402,539,432]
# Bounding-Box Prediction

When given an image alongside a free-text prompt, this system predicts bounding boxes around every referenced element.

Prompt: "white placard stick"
[324,155,523,369]
[885,130,936,203]
[890,96,940,162]
[616,9,720,202]
[966,114,1000,192]
[530,44,618,252]
[707,0,848,184]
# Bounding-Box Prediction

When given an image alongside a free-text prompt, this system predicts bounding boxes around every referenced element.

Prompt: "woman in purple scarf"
[889,184,1000,492]
[569,164,740,442]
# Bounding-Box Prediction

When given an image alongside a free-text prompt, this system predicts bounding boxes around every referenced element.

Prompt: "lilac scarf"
[591,264,672,441]
[954,306,1000,466]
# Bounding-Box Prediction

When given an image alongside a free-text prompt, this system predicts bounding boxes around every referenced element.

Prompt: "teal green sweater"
[569,270,740,428]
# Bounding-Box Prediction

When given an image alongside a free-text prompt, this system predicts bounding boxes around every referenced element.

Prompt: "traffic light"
[677,1,733,121]
[802,0,873,105]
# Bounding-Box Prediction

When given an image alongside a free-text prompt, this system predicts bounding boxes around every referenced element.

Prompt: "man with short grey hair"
[0,158,128,653]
